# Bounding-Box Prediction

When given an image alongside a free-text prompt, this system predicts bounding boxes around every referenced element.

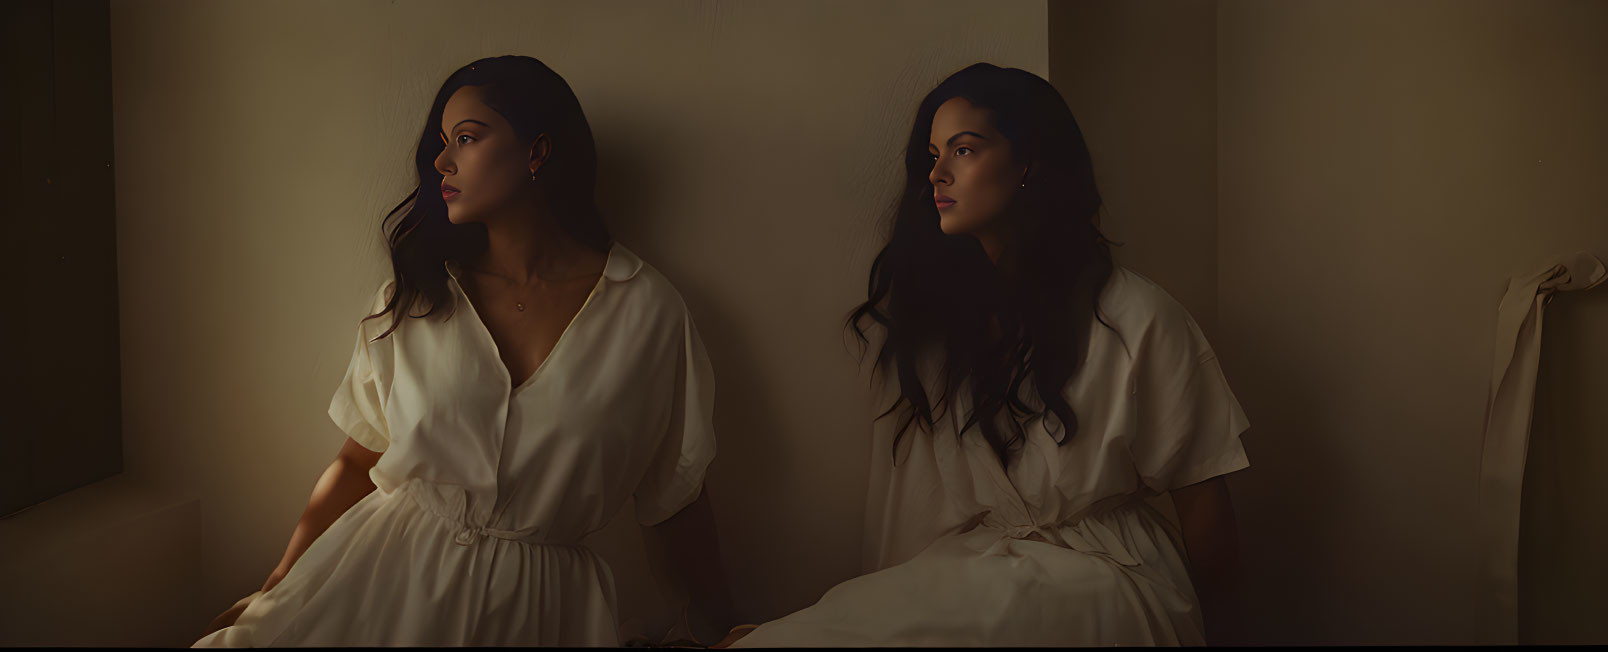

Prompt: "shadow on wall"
[1519,287,1608,645]
[1214,315,1350,645]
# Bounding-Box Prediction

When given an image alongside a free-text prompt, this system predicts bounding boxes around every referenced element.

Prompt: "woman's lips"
[442,184,460,201]
[935,194,956,210]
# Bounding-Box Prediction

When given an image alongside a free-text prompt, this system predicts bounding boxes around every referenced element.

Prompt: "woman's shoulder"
[609,243,694,319]
[1097,266,1194,331]
[351,278,400,341]
[376,278,398,306]
[1095,266,1216,361]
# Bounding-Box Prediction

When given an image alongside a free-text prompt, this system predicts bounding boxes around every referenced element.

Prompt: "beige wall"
[1048,0,1218,341]
[1218,0,1608,644]
[9,0,1602,646]
[1,0,1046,645]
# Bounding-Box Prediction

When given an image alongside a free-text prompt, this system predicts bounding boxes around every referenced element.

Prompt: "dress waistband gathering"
[390,478,589,550]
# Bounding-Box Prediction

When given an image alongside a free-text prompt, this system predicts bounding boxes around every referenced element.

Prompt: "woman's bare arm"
[200,438,383,637]
[262,437,382,592]
[1170,474,1241,645]
[640,487,738,645]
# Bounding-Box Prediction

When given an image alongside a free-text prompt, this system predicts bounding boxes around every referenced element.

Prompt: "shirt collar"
[600,242,642,282]
[442,241,640,283]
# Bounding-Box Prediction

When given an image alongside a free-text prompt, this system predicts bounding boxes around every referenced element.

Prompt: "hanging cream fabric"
[1477,251,1606,644]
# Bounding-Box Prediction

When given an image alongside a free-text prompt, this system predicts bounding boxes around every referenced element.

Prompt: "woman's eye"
[955,146,973,156]
[456,134,473,145]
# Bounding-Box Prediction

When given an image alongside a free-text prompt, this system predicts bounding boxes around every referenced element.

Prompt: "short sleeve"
[327,284,393,453]
[633,309,718,526]
[1130,299,1251,493]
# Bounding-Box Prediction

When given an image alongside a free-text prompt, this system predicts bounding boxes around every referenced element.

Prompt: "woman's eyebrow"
[441,118,492,138]
[945,131,987,146]
[929,131,989,149]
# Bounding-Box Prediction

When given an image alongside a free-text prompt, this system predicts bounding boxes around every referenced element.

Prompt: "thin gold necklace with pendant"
[469,264,592,313]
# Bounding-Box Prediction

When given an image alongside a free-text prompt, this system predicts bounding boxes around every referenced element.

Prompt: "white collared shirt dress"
[732,266,1251,647]
[193,242,716,647]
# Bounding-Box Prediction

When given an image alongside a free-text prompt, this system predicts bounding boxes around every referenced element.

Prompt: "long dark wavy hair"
[848,63,1123,468]
[367,55,611,339]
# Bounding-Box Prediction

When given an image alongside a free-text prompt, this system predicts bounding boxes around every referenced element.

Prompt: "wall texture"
[1048,0,1219,341]
[1217,0,1608,644]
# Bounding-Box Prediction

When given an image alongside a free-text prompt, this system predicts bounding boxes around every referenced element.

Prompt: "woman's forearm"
[1180,516,1238,597]
[644,489,737,642]
[270,458,377,579]
[1185,543,1238,641]
[1172,476,1241,644]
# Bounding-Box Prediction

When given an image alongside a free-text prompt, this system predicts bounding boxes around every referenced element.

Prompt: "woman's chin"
[937,215,970,236]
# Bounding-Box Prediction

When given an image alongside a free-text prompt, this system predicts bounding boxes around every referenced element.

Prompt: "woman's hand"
[709,624,758,649]
[198,565,284,638]
[198,590,263,638]
[261,566,289,594]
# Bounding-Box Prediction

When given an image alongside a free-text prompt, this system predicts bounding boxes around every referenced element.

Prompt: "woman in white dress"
[721,63,1249,647]
[194,55,735,647]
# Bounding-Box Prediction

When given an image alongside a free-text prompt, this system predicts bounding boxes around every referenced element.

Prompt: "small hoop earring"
[530,170,537,181]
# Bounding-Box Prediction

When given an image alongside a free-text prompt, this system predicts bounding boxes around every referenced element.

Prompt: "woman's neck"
[975,229,1005,265]
[473,206,597,285]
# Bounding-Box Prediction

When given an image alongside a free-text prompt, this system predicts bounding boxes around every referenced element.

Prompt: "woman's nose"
[929,160,949,187]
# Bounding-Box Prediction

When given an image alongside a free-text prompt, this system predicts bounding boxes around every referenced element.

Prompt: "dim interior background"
[1,0,1605,645]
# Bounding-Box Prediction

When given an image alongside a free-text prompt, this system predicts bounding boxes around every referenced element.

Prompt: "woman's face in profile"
[434,85,543,225]
[927,97,1025,238]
